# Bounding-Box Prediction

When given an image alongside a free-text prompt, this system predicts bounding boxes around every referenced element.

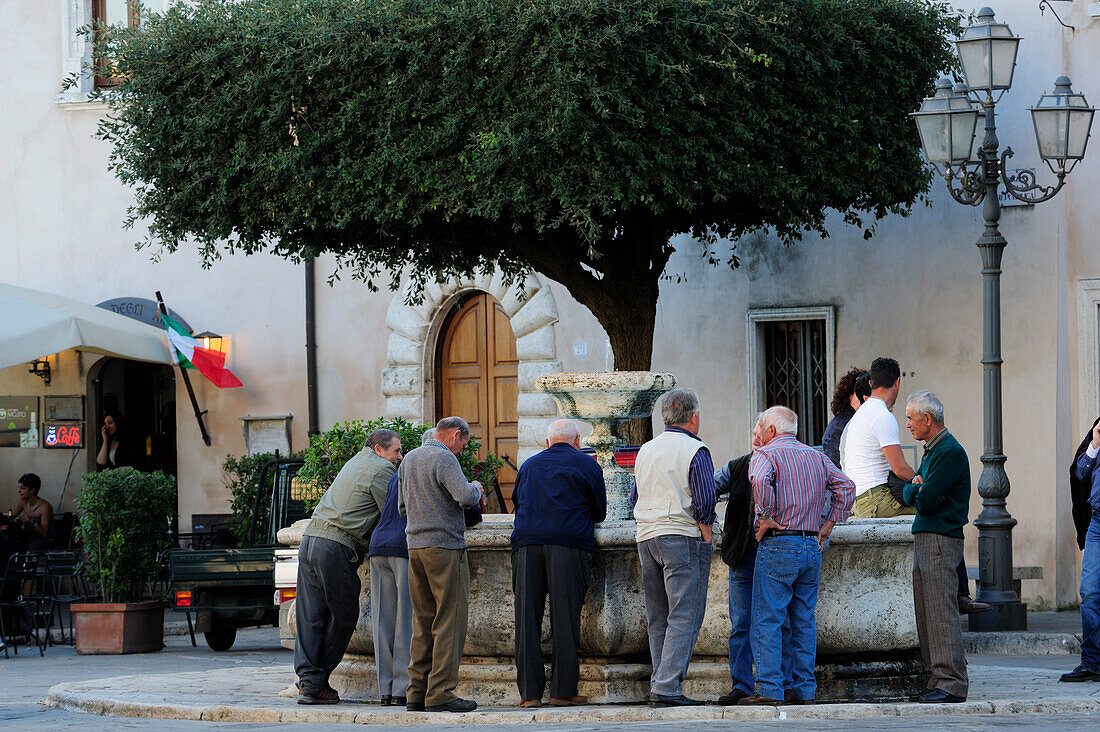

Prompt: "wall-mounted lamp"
[195,331,223,352]
[29,358,51,385]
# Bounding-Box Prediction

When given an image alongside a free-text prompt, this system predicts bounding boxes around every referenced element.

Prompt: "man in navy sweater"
[511,419,607,707]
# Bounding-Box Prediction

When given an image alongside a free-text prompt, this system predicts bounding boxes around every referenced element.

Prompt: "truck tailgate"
[169,547,275,586]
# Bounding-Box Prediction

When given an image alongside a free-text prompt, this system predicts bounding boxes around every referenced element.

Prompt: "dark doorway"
[88,358,177,476]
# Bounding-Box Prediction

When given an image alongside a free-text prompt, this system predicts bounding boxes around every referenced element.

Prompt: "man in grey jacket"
[398,416,484,713]
[295,428,402,705]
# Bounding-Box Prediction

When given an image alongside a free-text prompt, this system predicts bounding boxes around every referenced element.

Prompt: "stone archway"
[382,270,561,468]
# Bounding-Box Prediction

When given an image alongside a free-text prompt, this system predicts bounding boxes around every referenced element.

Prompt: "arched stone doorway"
[436,292,519,501]
[382,269,562,502]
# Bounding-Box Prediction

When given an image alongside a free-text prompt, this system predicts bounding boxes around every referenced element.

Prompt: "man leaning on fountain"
[901,391,971,703]
[632,388,717,707]
[511,418,607,708]
[294,428,403,705]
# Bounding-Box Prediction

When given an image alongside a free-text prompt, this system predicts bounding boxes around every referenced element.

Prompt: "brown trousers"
[913,532,968,697]
[407,547,470,706]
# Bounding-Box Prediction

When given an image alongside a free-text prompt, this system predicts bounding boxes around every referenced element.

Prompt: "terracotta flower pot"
[72,600,165,654]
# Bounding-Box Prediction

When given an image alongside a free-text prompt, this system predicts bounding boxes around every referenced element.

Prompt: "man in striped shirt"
[739,406,854,706]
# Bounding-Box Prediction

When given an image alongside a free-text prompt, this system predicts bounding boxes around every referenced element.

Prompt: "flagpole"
[156,291,212,447]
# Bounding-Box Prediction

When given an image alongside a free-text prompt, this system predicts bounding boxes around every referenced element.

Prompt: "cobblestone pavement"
[5,624,1100,730]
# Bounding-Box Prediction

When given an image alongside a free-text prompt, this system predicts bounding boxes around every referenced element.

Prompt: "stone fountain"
[280,370,925,704]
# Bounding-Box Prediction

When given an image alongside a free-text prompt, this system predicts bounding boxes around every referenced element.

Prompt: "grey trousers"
[638,535,710,696]
[913,532,968,697]
[294,535,362,687]
[370,554,413,697]
[512,544,592,701]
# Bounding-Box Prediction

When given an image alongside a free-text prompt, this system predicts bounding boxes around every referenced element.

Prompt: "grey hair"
[547,419,580,443]
[366,428,400,450]
[661,388,700,426]
[759,406,798,436]
[435,416,470,437]
[420,428,437,446]
[906,390,945,425]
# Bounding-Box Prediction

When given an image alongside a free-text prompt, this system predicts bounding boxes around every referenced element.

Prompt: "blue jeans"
[1082,514,1100,671]
[728,552,791,695]
[751,535,821,700]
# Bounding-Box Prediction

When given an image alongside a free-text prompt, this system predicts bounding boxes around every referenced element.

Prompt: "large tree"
[98,0,958,372]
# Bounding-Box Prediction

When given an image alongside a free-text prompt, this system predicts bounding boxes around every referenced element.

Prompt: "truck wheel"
[204,616,237,651]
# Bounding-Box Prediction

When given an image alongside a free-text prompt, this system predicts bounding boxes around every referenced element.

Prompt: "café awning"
[0,282,173,370]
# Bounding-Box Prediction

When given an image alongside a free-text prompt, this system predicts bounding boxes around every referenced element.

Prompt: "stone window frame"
[745,306,836,443]
[1077,279,1100,439]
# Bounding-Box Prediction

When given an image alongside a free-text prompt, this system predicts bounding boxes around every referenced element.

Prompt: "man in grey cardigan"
[398,416,484,713]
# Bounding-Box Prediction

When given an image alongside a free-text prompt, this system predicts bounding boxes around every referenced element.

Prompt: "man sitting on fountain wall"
[901,391,971,704]
[632,388,717,708]
[398,416,485,713]
[741,406,854,706]
[842,357,916,519]
[294,428,403,705]
[510,418,607,708]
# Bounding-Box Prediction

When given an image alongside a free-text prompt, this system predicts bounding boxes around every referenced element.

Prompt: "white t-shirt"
[840,396,900,497]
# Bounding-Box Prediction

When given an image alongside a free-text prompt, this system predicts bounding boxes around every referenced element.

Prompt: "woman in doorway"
[96,410,132,470]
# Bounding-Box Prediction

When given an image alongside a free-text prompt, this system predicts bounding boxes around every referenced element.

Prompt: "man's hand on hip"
[817,519,835,552]
[754,516,787,543]
[698,523,713,544]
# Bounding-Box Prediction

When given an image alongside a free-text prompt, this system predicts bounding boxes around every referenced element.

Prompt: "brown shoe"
[519,699,542,708]
[957,596,991,614]
[549,696,588,706]
[738,694,784,706]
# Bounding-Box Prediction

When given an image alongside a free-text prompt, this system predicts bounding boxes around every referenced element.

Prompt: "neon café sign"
[44,423,83,448]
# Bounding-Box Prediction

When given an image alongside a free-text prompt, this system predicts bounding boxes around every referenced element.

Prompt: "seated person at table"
[5,473,53,552]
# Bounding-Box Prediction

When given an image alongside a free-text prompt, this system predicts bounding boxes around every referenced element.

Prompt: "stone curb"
[45,682,1100,725]
[962,632,1081,656]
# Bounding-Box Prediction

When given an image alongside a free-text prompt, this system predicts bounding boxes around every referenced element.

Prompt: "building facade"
[3,1,1100,608]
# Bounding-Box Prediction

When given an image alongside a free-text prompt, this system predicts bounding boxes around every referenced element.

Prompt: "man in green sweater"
[901,391,970,704]
[295,428,403,704]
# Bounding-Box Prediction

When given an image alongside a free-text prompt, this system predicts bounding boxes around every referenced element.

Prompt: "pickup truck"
[168,456,308,651]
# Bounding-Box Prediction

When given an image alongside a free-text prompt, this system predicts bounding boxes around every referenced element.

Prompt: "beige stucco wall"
[4,1,1099,607]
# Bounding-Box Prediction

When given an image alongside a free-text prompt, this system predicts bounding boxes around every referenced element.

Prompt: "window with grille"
[746,307,834,449]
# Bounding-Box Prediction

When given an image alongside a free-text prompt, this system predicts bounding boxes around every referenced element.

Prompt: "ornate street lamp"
[910,7,1094,632]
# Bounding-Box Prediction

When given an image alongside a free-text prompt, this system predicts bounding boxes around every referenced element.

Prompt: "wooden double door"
[436,292,519,507]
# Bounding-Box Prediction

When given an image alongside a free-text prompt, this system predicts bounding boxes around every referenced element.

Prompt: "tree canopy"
[97,0,959,371]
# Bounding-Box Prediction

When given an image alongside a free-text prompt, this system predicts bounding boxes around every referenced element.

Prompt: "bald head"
[546,419,581,448]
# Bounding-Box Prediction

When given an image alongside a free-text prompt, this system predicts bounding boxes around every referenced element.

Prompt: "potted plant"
[72,468,177,654]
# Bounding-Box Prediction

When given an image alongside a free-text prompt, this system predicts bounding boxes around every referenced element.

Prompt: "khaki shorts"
[851,484,916,518]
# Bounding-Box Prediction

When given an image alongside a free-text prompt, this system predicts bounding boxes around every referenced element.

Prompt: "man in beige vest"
[632,388,717,707]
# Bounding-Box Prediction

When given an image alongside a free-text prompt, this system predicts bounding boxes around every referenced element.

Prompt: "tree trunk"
[596,287,657,446]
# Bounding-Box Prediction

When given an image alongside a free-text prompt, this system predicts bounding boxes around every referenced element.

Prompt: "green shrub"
[297,418,503,511]
[77,469,177,603]
[224,451,285,545]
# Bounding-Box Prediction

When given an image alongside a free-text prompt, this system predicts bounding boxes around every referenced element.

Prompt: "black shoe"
[917,689,966,704]
[907,689,929,702]
[297,680,339,705]
[406,700,426,711]
[649,692,704,707]
[957,596,991,614]
[1060,665,1100,682]
[784,690,811,705]
[380,695,392,706]
[717,688,749,706]
[426,698,478,713]
[392,696,407,706]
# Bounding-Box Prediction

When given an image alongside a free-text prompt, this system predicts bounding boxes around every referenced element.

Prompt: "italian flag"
[162,313,243,389]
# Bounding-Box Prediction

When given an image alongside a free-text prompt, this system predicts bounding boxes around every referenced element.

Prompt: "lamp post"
[911,7,1094,632]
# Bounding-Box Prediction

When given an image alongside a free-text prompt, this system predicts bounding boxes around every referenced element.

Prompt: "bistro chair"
[0,552,48,657]
[43,550,90,646]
